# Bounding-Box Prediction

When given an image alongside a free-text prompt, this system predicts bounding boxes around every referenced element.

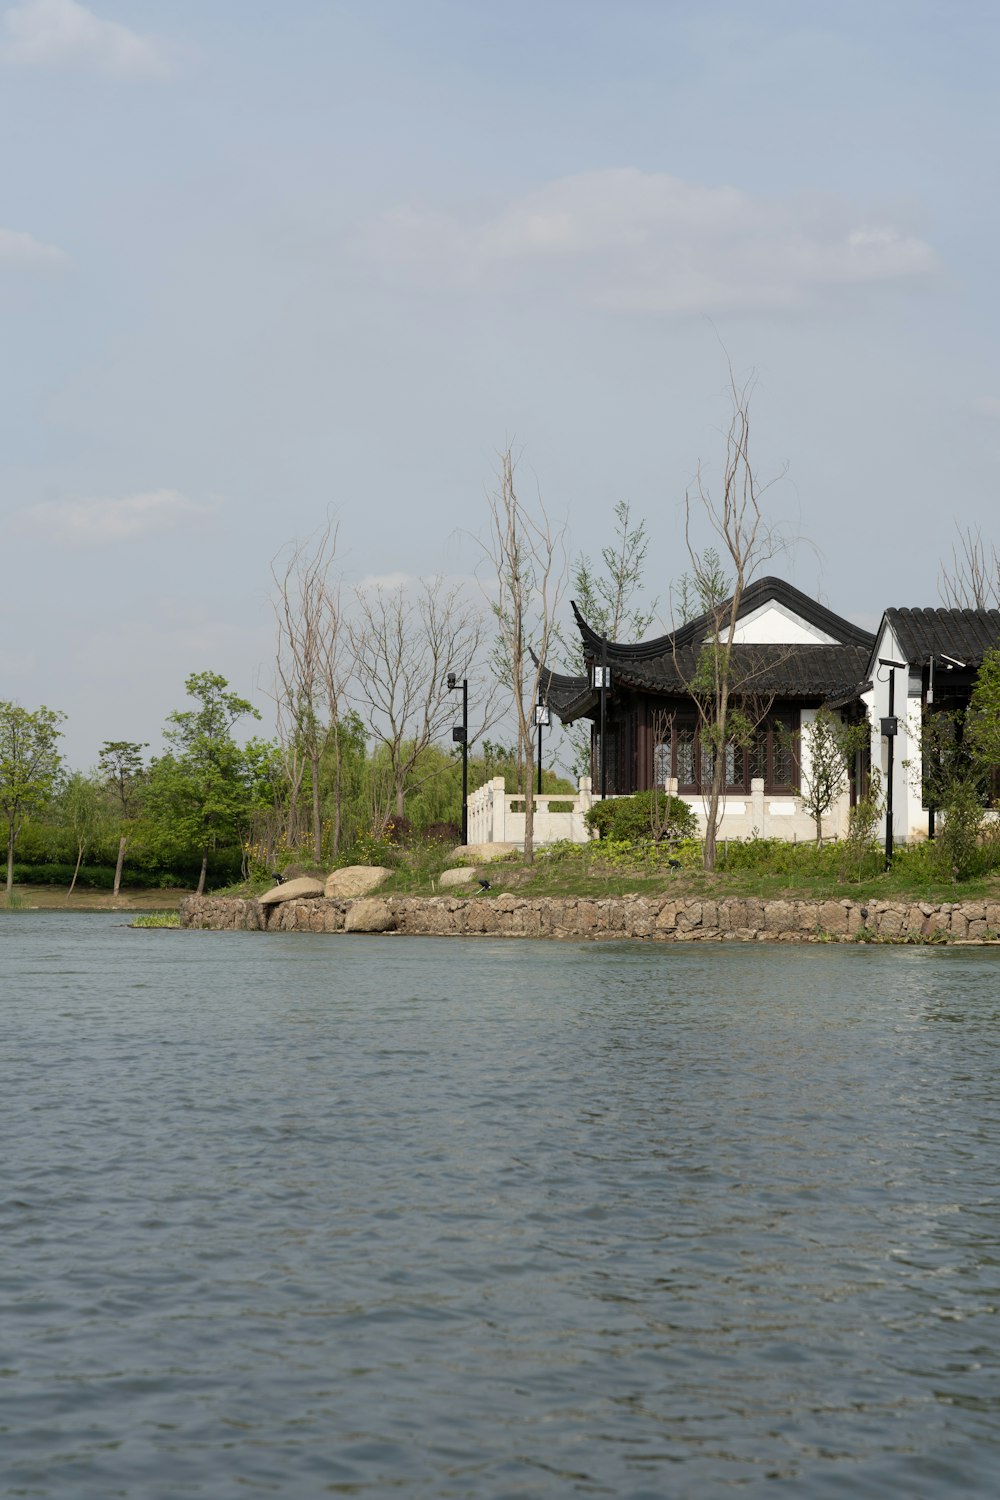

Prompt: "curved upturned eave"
[571,576,876,662]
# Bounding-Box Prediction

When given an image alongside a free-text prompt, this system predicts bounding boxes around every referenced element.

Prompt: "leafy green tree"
[965,647,1000,774]
[673,546,732,625]
[0,702,65,895]
[99,740,148,897]
[793,708,869,846]
[58,773,109,895]
[147,673,267,894]
[557,501,656,778]
[566,501,657,664]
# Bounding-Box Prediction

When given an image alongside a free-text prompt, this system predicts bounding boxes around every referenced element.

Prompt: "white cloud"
[20,489,212,544]
[973,396,1000,419]
[355,570,417,591]
[368,168,936,315]
[0,225,69,269]
[0,0,172,77]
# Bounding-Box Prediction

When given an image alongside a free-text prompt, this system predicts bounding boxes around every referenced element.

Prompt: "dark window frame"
[666,712,800,795]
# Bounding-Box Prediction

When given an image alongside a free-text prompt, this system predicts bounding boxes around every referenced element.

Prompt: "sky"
[3,0,1000,769]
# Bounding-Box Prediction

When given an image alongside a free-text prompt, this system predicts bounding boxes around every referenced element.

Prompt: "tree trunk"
[522,736,535,866]
[113,834,127,898]
[68,841,85,896]
[703,757,725,871]
[5,827,13,896]
[395,776,406,821]
[196,852,208,896]
[310,750,322,863]
[332,727,343,855]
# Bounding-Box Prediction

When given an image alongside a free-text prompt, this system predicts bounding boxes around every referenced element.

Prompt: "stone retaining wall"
[179,894,1000,944]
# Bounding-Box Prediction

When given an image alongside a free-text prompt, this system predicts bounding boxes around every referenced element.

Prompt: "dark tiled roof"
[607,644,872,700]
[541,577,875,724]
[540,646,871,724]
[884,608,1000,666]
[572,575,875,660]
[538,665,592,720]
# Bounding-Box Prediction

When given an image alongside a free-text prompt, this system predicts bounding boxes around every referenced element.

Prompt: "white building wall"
[730,601,839,645]
[868,622,928,843]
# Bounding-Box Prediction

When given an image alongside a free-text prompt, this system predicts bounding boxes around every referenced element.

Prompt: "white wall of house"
[729,601,839,645]
[868,620,928,842]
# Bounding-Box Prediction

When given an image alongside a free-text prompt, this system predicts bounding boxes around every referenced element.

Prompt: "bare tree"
[480,448,566,864]
[939,524,1000,610]
[349,576,492,827]
[272,519,352,862]
[681,369,786,870]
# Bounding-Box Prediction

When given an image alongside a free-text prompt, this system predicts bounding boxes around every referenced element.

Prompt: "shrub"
[422,821,461,844]
[585,790,698,844]
[934,781,1000,881]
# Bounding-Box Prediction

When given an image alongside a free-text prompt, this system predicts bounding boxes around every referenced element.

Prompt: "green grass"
[197,837,1000,908]
[129,911,180,928]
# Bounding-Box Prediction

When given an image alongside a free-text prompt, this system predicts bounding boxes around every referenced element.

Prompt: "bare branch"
[349,576,495,826]
[939,524,1000,610]
[478,449,567,863]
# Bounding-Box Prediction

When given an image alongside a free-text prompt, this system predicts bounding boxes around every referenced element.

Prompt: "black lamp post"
[591,646,610,800]
[447,672,468,845]
[878,657,907,868]
[534,700,550,795]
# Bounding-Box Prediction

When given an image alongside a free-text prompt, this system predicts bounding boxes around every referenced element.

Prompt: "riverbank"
[3,886,192,912]
[180,892,1000,943]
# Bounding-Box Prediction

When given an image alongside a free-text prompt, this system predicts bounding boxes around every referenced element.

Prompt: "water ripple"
[2,917,1000,1496]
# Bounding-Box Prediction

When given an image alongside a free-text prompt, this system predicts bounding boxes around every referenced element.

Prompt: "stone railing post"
[490,776,507,843]
[751,777,765,833]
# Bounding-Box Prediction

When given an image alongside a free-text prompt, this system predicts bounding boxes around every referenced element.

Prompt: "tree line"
[5,394,1000,895]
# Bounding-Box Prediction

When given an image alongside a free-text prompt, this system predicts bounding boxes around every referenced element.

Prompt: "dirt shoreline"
[3,887,192,912]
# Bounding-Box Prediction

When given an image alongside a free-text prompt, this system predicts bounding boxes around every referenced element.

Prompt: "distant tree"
[147,673,266,894]
[59,773,108,895]
[560,501,657,777]
[98,740,148,897]
[0,701,65,895]
[272,518,355,862]
[939,525,1000,610]
[679,368,787,870]
[349,576,494,826]
[479,447,566,864]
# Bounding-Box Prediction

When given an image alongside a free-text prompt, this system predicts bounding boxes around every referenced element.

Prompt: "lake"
[3,914,1000,1497]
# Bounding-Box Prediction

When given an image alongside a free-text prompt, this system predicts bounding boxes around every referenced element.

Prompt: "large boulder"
[438,867,478,889]
[449,842,519,865]
[344,897,397,933]
[259,876,325,906]
[325,865,393,899]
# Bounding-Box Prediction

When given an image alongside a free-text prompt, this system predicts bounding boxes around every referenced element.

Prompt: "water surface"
[3,915,1000,1497]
